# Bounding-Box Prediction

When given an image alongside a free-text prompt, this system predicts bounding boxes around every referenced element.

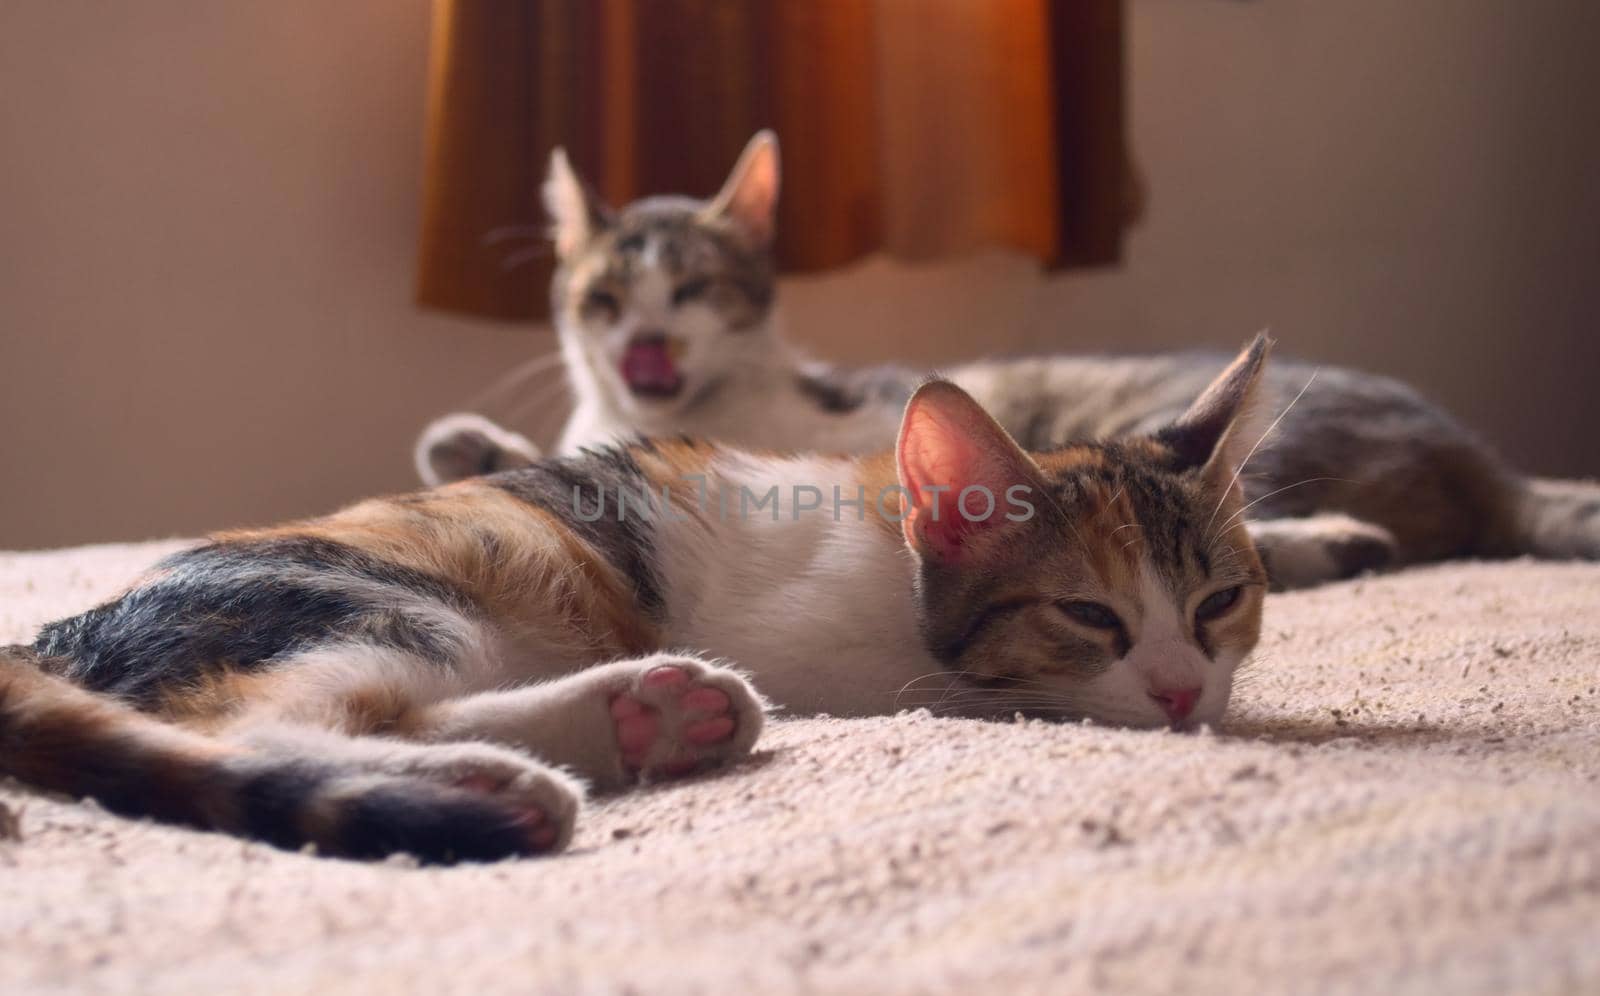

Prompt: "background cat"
[419,133,1600,590]
[4,350,1267,861]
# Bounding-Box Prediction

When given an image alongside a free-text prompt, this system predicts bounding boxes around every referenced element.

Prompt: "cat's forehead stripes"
[605,213,721,278]
[588,205,751,278]
[1034,442,1219,586]
[557,199,776,331]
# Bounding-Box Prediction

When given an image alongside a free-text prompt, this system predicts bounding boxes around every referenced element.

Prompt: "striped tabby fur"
[419,132,1600,589]
[4,344,1271,862]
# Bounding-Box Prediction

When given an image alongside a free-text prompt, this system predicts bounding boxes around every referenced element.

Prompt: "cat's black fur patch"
[488,446,665,619]
[233,761,330,849]
[231,761,541,863]
[34,537,476,708]
[334,782,544,864]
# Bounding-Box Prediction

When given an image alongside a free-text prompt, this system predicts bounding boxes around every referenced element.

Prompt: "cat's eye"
[1195,585,1243,622]
[583,289,620,320]
[1057,601,1122,631]
[672,278,713,307]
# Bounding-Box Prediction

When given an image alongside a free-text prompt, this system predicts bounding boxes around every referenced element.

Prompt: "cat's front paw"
[606,657,765,783]
[414,413,541,486]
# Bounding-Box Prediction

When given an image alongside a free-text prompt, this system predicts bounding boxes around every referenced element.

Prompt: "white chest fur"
[648,453,950,717]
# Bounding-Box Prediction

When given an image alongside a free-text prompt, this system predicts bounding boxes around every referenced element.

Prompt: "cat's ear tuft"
[895,379,1040,564]
[1159,332,1273,490]
[543,147,612,259]
[704,130,781,247]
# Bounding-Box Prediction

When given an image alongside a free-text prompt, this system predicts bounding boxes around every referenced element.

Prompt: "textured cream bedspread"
[2,541,1598,995]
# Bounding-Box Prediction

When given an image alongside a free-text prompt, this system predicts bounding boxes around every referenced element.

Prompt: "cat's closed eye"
[1195,585,1242,622]
[672,278,713,307]
[1057,601,1122,631]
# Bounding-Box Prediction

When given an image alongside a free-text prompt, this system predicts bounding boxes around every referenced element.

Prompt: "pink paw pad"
[609,666,743,779]
[682,688,731,715]
[685,717,735,745]
[643,665,690,688]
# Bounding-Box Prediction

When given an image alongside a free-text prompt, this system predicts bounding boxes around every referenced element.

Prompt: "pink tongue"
[621,340,682,394]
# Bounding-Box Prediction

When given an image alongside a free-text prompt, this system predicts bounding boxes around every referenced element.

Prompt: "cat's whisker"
[1208,544,1242,564]
[925,695,1083,719]
[892,670,1053,709]
[906,687,1089,712]
[895,670,962,690]
[1025,475,1086,552]
[500,375,574,431]
[1234,476,1361,523]
[1203,368,1320,542]
[896,673,1098,713]
[498,245,554,271]
[496,370,567,415]
[464,351,568,411]
[1207,475,1364,551]
[939,675,1068,697]
[898,685,1067,704]
[1091,484,1127,525]
[915,680,1020,712]
[891,671,959,705]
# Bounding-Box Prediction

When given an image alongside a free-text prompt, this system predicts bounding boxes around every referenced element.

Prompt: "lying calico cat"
[2,345,1268,863]
[419,132,1600,589]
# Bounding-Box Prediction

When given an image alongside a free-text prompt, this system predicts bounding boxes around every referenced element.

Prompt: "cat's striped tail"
[1515,478,1600,560]
[0,645,556,863]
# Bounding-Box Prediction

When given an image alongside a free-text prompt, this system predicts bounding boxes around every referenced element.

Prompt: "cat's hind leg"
[0,645,577,863]
[222,641,762,797]
[209,638,584,859]
[415,654,767,791]
[1247,513,1397,590]
[228,723,582,857]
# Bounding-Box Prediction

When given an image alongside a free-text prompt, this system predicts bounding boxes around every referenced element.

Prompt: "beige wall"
[2,0,1597,550]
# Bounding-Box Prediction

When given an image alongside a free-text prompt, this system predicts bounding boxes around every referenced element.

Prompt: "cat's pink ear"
[543,148,613,259]
[896,380,1040,564]
[704,131,780,246]
[1162,332,1273,492]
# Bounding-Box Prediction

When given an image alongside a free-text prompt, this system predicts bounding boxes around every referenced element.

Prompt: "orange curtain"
[416,0,1134,322]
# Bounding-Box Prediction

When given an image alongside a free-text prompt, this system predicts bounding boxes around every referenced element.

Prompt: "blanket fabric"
[2,541,1598,995]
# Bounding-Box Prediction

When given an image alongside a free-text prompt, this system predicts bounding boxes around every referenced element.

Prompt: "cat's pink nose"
[1148,686,1201,723]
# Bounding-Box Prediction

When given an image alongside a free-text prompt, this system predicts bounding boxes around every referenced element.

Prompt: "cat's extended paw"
[357,741,582,854]
[1250,513,1397,590]
[606,657,765,783]
[414,413,541,486]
